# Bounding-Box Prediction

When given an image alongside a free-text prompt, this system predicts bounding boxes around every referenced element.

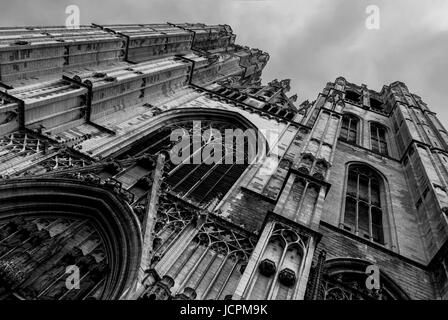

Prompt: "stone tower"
[0,23,445,300]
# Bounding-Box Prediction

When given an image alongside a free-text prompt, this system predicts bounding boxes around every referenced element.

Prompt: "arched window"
[343,164,386,244]
[370,123,388,156]
[340,114,359,144]
[115,114,264,207]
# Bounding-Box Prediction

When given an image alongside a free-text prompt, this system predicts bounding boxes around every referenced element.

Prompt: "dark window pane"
[345,91,362,104]
[348,130,356,142]
[359,175,369,201]
[345,165,385,245]
[371,139,379,153]
[371,179,381,206]
[371,124,388,155]
[349,118,356,131]
[358,202,370,234]
[372,208,384,243]
[380,141,388,155]
[372,207,382,224]
[340,115,358,143]
[347,172,358,196]
[370,98,384,111]
[340,127,348,140]
[344,197,357,226]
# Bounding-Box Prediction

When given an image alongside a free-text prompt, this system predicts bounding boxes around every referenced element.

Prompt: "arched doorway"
[0,178,142,300]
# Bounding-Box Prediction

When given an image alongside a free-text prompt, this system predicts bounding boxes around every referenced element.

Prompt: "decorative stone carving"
[312,172,325,180]
[278,268,296,287]
[258,259,277,277]
[140,275,175,300]
[174,287,197,300]
[136,175,153,189]
[297,166,310,175]
[0,258,26,289]
[138,154,156,169]
[104,161,121,174]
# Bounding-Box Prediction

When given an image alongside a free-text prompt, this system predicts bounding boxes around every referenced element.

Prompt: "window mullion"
[344,117,349,140]
[346,118,351,141]
[377,128,382,154]
[381,129,386,155]
[378,128,380,150]
[355,172,360,234]
[350,118,355,142]
[368,177,373,241]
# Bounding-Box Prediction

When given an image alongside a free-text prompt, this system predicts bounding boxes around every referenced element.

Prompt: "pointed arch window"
[370,123,388,156]
[114,117,260,207]
[343,164,385,244]
[340,114,359,144]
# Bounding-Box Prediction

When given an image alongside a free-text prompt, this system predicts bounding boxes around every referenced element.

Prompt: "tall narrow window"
[340,114,359,144]
[343,164,385,244]
[370,123,388,156]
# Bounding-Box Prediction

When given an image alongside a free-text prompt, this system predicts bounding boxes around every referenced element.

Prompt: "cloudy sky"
[1,0,447,126]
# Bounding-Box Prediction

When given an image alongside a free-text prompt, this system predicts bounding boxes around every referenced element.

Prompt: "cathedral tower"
[0,23,445,300]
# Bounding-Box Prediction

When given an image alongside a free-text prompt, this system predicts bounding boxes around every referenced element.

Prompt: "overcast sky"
[2,0,447,126]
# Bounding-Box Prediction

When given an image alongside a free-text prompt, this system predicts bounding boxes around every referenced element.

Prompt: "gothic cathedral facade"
[0,23,446,300]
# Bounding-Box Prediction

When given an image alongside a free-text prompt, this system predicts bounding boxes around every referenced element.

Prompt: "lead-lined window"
[340,114,359,144]
[343,164,385,244]
[370,123,388,155]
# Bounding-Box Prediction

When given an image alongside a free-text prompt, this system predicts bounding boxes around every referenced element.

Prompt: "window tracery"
[370,123,388,156]
[340,114,359,144]
[343,164,385,244]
